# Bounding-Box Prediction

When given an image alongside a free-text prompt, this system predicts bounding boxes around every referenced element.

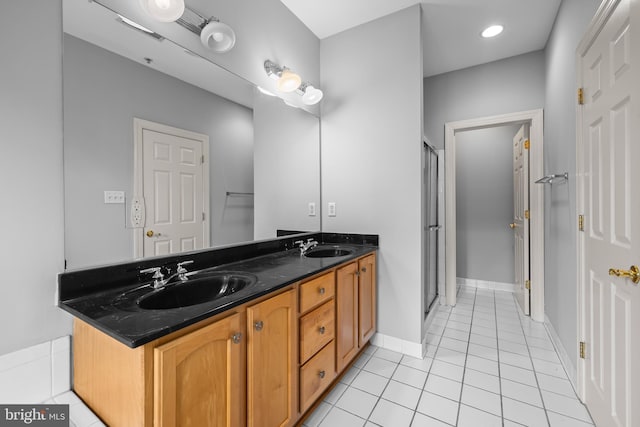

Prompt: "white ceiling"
[279,0,563,77]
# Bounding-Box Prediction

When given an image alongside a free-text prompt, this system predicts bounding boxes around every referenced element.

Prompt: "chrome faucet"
[294,238,319,255]
[141,260,194,289]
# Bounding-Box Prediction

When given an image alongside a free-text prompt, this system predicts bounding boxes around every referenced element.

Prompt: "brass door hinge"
[525,210,530,220]
[578,215,584,231]
[525,280,531,290]
[524,139,530,150]
[578,88,584,105]
[580,341,586,359]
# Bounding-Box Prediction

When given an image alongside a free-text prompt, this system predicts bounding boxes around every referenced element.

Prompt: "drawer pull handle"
[254,321,264,331]
[319,326,326,334]
[232,332,242,344]
[319,287,326,295]
[318,370,326,379]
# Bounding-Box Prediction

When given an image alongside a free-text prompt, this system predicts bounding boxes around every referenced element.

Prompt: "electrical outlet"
[131,197,145,227]
[328,202,336,217]
[308,202,316,216]
[104,190,125,204]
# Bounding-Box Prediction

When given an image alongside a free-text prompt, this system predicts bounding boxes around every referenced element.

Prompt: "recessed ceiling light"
[481,25,504,38]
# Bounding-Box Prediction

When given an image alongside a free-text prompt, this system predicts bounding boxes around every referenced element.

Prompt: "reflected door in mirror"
[136,120,210,257]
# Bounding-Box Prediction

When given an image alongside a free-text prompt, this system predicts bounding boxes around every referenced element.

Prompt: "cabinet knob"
[361,267,367,273]
[319,326,326,334]
[232,332,242,344]
[254,320,264,331]
[319,287,325,295]
[318,370,326,379]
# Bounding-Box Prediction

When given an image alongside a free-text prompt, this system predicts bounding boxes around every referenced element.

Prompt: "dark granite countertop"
[58,233,377,348]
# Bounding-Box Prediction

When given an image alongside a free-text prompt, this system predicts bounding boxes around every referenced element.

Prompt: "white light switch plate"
[308,202,316,216]
[328,202,336,217]
[104,190,125,204]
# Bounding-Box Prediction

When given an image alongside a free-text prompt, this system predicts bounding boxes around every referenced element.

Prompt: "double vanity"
[59,232,378,426]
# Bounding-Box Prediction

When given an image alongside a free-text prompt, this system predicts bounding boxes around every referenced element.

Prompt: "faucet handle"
[177,260,194,273]
[141,266,163,279]
[294,240,304,247]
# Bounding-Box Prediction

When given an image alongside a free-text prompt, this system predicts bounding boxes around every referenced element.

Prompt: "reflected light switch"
[308,202,316,216]
[104,191,125,204]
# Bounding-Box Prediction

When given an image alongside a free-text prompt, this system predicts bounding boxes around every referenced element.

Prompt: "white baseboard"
[457,277,517,293]
[544,315,577,390]
[371,333,423,359]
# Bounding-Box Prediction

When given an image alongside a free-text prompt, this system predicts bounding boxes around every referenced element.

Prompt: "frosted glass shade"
[302,86,324,105]
[200,21,236,53]
[277,69,302,92]
[139,0,184,22]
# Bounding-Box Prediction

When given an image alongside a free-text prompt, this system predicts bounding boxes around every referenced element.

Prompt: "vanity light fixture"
[175,7,236,53]
[264,60,302,93]
[140,1,237,53]
[139,0,185,23]
[299,83,324,105]
[200,19,236,53]
[481,24,504,38]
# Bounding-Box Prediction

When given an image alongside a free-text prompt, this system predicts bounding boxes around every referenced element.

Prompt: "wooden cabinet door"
[247,289,297,427]
[358,254,376,346]
[153,312,246,427]
[336,262,359,372]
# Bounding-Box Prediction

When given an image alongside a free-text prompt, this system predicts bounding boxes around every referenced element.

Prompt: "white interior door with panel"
[512,125,530,315]
[133,119,210,258]
[577,0,640,425]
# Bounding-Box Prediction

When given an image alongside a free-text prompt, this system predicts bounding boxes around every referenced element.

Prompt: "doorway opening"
[444,109,545,321]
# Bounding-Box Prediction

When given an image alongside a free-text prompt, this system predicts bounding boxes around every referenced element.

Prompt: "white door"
[578,0,640,425]
[134,119,210,258]
[512,125,530,315]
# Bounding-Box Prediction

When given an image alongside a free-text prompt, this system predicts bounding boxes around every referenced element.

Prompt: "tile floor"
[302,286,595,427]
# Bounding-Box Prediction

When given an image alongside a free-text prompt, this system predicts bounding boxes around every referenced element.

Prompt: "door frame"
[444,109,545,321]
[575,0,622,402]
[133,118,210,259]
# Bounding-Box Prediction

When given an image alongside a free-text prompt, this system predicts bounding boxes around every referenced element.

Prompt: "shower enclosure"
[424,142,439,315]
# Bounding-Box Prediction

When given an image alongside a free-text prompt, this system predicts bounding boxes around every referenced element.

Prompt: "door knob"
[146,230,154,237]
[509,223,516,229]
[608,265,639,284]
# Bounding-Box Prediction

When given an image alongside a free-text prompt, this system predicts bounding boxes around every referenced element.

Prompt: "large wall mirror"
[63,0,321,269]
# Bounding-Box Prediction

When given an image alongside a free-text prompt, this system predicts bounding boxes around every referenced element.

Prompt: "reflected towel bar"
[534,173,569,185]
[226,191,254,197]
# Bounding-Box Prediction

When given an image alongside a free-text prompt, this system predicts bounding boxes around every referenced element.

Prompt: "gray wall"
[424,50,546,150]
[456,125,519,283]
[253,94,320,239]
[543,0,599,369]
[321,5,424,347]
[0,0,72,356]
[63,35,254,269]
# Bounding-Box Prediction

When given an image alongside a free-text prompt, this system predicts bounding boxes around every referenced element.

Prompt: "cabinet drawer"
[300,272,335,313]
[300,341,336,413]
[300,300,335,363]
